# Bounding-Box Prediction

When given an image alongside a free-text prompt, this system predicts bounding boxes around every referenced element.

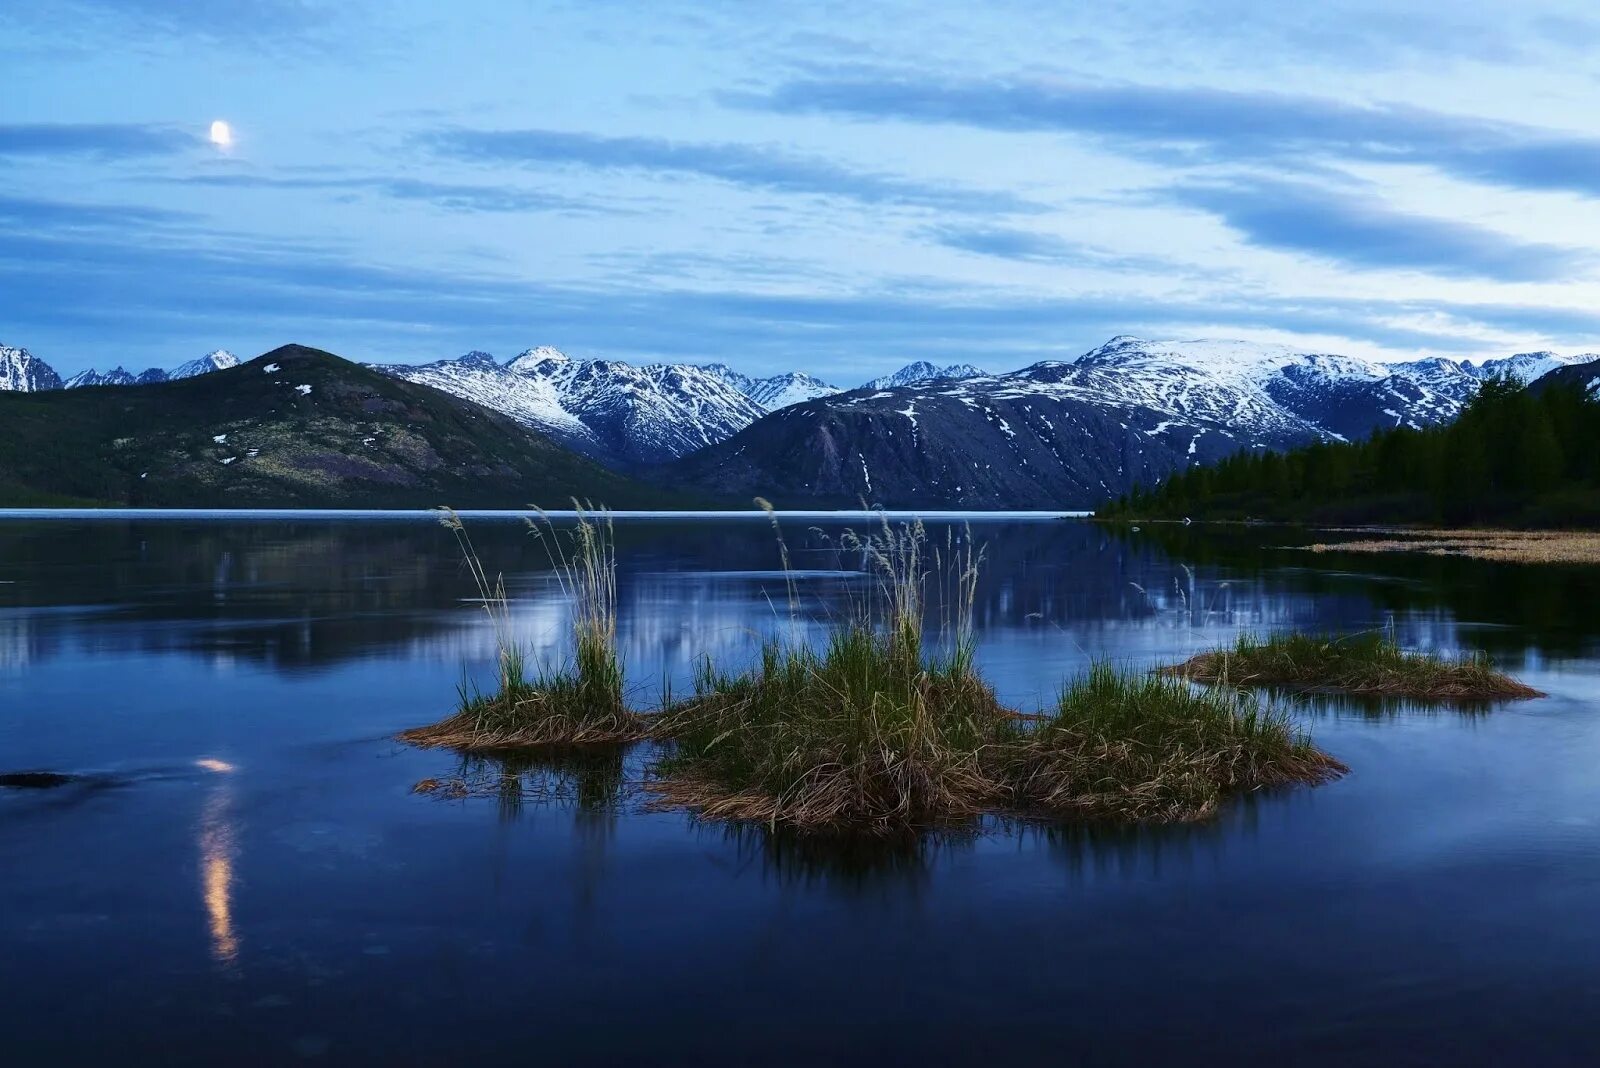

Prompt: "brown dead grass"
[398,694,649,751]
[1304,529,1600,565]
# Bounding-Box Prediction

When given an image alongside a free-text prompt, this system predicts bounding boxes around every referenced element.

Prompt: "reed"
[1160,630,1542,702]
[650,519,1010,834]
[399,504,646,750]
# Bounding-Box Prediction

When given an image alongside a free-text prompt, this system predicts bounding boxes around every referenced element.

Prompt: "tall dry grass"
[651,516,1008,833]
[399,504,645,750]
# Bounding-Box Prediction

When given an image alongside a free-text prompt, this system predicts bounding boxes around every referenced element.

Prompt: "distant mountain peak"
[59,348,240,389]
[506,346,570,374]
[863,361,987,391]
[703,364,842,412]
[65,366,138,389]
[0,343,64,392]
[1474,351,1594,384]
[171,349,240,379]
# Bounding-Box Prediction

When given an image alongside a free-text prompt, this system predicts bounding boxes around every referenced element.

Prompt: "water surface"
[4,516,1600,1065]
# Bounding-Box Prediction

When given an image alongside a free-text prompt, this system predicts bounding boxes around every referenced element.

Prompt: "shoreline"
[0,507,1092,522]
[1303,528,1600,565]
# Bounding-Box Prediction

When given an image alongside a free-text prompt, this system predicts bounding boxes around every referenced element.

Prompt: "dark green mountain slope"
[0,344,679,508]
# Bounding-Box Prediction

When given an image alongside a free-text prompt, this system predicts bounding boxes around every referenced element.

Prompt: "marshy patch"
[414,745,632,814]
[1304,529,1600,566]
[1160,631,1543,703]
[412,777,469,799]
[1003,663,1346,823]
[410,507,1346,835]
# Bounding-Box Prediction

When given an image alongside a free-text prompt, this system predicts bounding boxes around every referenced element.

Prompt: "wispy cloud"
[2,0,333,43]
[925,225,1186,273]
[419,127,1043,214]
[0,123,197,159]
[742,77,1600,200]
[1168,180,1593,280]
[149,173,621,215]
[0,193,193,228]
[7,194,1598,375]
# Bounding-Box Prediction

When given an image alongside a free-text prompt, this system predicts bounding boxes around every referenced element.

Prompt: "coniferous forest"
[1105,378,1600,527]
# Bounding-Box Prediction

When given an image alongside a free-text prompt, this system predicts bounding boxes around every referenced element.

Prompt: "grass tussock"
[1160,630,1542,702]
[1004,663,1346,823]
[652,627,1011,834]
[398,504,647,751]
[651,518,1007,834]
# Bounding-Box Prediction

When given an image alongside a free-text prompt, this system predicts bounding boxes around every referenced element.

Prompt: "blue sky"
[5,0,1600,378]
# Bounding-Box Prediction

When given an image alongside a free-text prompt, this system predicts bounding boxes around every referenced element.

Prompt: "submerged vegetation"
[1161,631,1542,703]
[398,506,647,750]
[402,508,1347,832]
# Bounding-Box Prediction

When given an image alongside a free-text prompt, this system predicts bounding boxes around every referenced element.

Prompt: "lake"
[4,514,1600,1065]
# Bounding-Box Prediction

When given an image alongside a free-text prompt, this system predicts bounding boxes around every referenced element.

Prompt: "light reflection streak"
[197,762,240,965]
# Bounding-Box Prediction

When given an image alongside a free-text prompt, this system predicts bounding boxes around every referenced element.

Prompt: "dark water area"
[4,515,1600,1065]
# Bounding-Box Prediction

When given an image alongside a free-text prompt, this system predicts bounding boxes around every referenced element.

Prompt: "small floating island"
[1160,631,1543,703]
[400,509,1348,833]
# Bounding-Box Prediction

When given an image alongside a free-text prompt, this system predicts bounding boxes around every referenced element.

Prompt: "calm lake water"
[4,515,1600,1065]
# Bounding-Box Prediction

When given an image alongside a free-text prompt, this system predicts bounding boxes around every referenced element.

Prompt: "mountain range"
[4,335,1596,509]
[669,337,1600,508]
[374,349,985,466]
[0,344,674,508]
[63,350,241,388]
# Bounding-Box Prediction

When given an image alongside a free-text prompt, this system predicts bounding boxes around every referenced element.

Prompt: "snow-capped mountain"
[1061,336,1488,441]
[0,345,64,392]
[376,348,768,467]
[863,361,987,391]
[65,366,139,388]
[1529,357,1600,398]
[63,350,240,389]
[170,350,241,379]
[1471,351,1596,384]
[670,336,1600,509]
[703,364,841,411]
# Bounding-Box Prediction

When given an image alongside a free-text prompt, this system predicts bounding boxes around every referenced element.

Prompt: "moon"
[209,120,233,149]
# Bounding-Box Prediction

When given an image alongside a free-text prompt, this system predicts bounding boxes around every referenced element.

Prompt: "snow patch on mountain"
[374,351,595,450]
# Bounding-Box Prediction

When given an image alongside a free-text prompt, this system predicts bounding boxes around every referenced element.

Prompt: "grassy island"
[405,510,1346,832]
[1004,664,1345,823]
[1160,631,1543,702]
[652,626,1010,833]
